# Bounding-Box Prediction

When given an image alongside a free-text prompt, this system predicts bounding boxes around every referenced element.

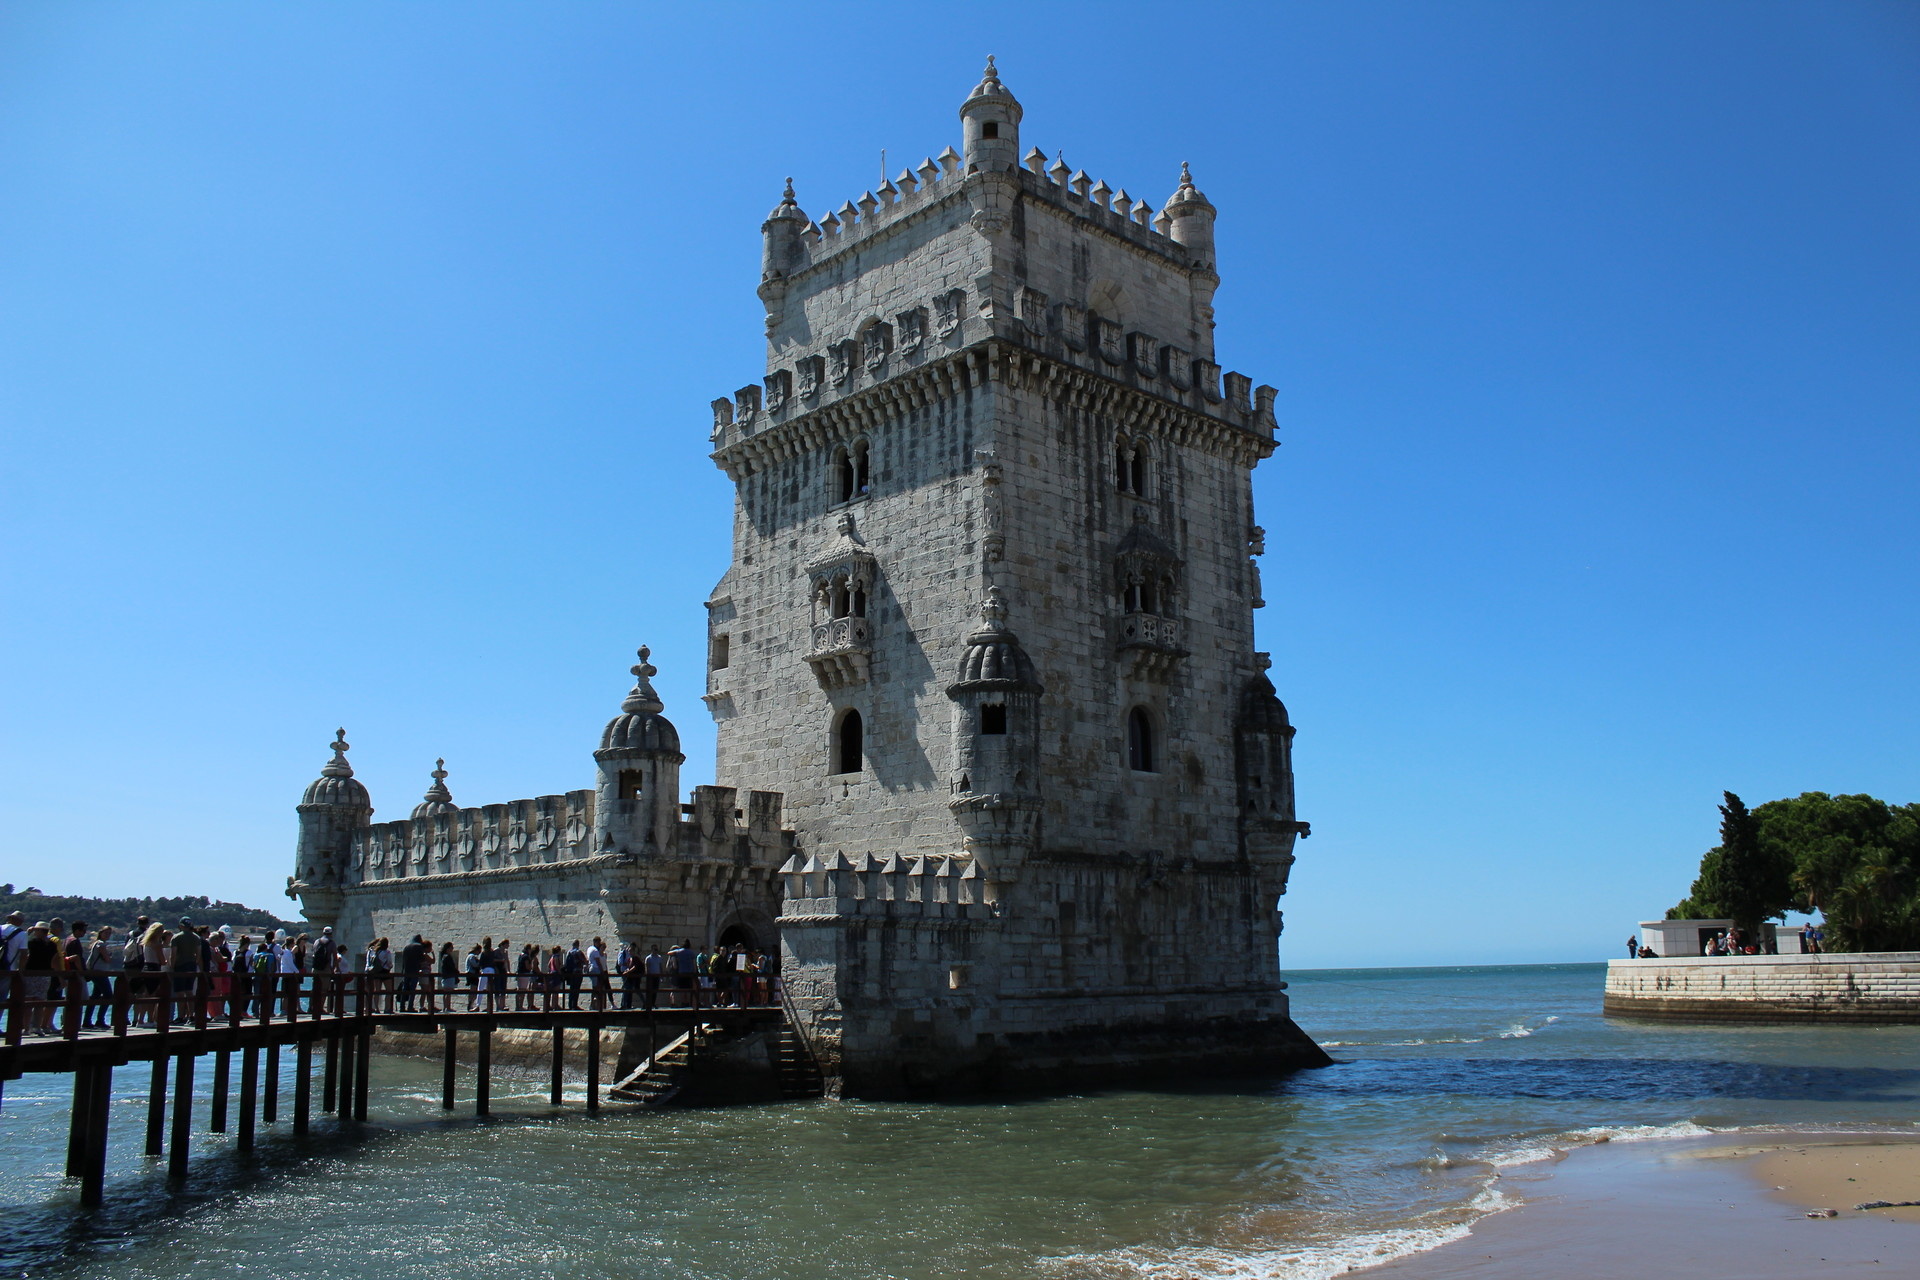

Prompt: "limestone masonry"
[292,61,1329,1094]
[1605,954,1920,1024]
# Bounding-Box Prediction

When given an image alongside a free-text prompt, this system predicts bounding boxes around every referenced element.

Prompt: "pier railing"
[2,966,788,1042]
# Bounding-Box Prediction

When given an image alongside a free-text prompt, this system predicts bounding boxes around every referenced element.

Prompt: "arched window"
[980,704,1007,735]
[617,769,644,800]
[835,440,872,503]
[833,709,864,775]
[835,446,856,503]
[1116,440,1147,495]
[1126,708,1156,773]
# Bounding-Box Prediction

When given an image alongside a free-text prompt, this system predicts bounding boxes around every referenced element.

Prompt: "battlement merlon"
[339,786,795,885]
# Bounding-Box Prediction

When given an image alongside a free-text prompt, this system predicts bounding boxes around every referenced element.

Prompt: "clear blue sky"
[3,3,1914,968]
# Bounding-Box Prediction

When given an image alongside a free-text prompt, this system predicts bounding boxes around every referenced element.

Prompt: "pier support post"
[323,1035,338,1112]
[475,1025,492,1117]
[549,1028,565,1106]
[336,1028,355,1125]
[238,1047,258,1152]
[145,1057,167,1156]
[354,1029,370,1121]
[67,1061,95,1177]
[263,1044,279,1123]
[80,1062,111,1208]
[441,1028,456,1111]
[210,1050,230,1133]
[585,1026,599,1113]
[167,1053,195,1179]
[293,1039,312,1135]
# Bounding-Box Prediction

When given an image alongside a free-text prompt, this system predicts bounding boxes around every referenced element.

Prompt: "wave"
[1042,1221,1480,1280]
[1318,1014,1562,1049]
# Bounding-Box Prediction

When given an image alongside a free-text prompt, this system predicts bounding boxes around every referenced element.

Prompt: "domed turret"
[600,646,682,754]
[292,728,372,930]
[410,758,460,821]
[1236,659,1298,830]
[949,587,1041,691]
[960,56,1022,175]
[1237,670,1293,735]
[1165,162,1220,358]
[947,588,1044,896]
[302,728,371,807]
[594,645,686,860]
[760,177,808,321]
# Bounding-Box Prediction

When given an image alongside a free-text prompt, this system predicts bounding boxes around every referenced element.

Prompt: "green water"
[4,964,1917,1279]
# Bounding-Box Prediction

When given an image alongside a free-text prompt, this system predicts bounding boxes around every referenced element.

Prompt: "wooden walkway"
[1,972,799,1208]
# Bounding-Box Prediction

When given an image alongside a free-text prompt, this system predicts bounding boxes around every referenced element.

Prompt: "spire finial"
[1180,160,1194,188]
[322,728,353,778]
[784,176,795,201]
[621,645,664,715]
[423,758,452,804]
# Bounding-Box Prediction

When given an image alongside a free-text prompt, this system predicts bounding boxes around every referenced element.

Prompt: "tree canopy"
[1668,791,1920,952]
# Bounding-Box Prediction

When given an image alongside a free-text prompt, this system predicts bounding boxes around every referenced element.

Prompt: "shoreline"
[1365,1129,1920,1278]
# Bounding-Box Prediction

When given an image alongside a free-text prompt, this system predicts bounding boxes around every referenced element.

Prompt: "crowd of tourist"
[0,908,781,1037]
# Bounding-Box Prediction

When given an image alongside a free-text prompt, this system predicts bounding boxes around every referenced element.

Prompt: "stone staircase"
[608,1030,694,1108]
[607,1018,825,1107]
[774,1022,825,1100]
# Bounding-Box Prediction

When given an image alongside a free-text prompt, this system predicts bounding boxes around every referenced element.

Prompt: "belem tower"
[290,60,1327,1094]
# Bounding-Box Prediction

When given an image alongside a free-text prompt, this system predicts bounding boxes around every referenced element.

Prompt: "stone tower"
[705,61,1324,1094]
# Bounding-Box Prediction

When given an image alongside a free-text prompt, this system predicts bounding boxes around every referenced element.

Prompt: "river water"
[4,963,1917,1279]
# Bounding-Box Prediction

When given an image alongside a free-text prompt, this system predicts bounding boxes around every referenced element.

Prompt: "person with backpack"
[464,944,483,1011]
[0,911,28,1024]
[398,935,427,1012]
[642,944,663,1012]
[514,943,537,1011]
[562,940,586,1010]
[310,928,338,1015]
[614,941,636,1009]
[84,926,119,1028]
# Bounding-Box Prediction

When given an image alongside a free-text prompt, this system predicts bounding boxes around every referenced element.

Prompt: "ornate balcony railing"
[805,615,872,689]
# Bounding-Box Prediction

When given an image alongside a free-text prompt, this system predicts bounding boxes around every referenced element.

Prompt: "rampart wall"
[1603,953,1920,1024]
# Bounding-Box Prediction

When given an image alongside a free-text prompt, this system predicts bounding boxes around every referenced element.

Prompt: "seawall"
[1604,952,1920,1024]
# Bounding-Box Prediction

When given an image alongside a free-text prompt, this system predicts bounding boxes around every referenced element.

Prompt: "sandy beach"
[1370,1132,1920,1278]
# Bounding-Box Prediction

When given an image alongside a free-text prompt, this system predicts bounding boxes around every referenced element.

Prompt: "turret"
[758,178,808,331]
[1165,162,1220,359]
[960,56,1021,175]
[411,758,459,820]
[291,728,372,926]
[1235,662,1296,829]
[593,645,685,860]
[947,587,1044,898]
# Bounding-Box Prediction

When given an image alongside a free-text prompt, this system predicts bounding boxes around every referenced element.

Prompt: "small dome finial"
[622,645,664,715]
[1180,160,1193,188]
[784,176,795,201]
[422,758,452,804]
[984,54,999,84]
[322,728,353,778]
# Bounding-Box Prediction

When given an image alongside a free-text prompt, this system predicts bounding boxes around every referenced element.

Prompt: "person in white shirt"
[586,938,609,1011]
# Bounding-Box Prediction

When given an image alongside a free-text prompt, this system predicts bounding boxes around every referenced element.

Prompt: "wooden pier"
[1,971,800,1208]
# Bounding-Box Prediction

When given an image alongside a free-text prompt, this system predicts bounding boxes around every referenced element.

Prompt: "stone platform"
[1604,952,1920,1024]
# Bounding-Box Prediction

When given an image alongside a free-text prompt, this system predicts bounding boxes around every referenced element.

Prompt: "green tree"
[1759,792,1920,953]
[1667,791,1795,927]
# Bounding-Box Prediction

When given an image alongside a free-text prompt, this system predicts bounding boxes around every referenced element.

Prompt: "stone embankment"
[1604,952,1920,1024]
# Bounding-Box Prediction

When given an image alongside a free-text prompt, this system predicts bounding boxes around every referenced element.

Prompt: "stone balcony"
[1118,611,1186,680]
[805,615,873,689]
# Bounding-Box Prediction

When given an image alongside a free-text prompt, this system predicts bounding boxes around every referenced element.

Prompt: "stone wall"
[1603,953,1920,1024]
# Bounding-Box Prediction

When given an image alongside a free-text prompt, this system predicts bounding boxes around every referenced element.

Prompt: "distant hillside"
[0,884,304,935]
